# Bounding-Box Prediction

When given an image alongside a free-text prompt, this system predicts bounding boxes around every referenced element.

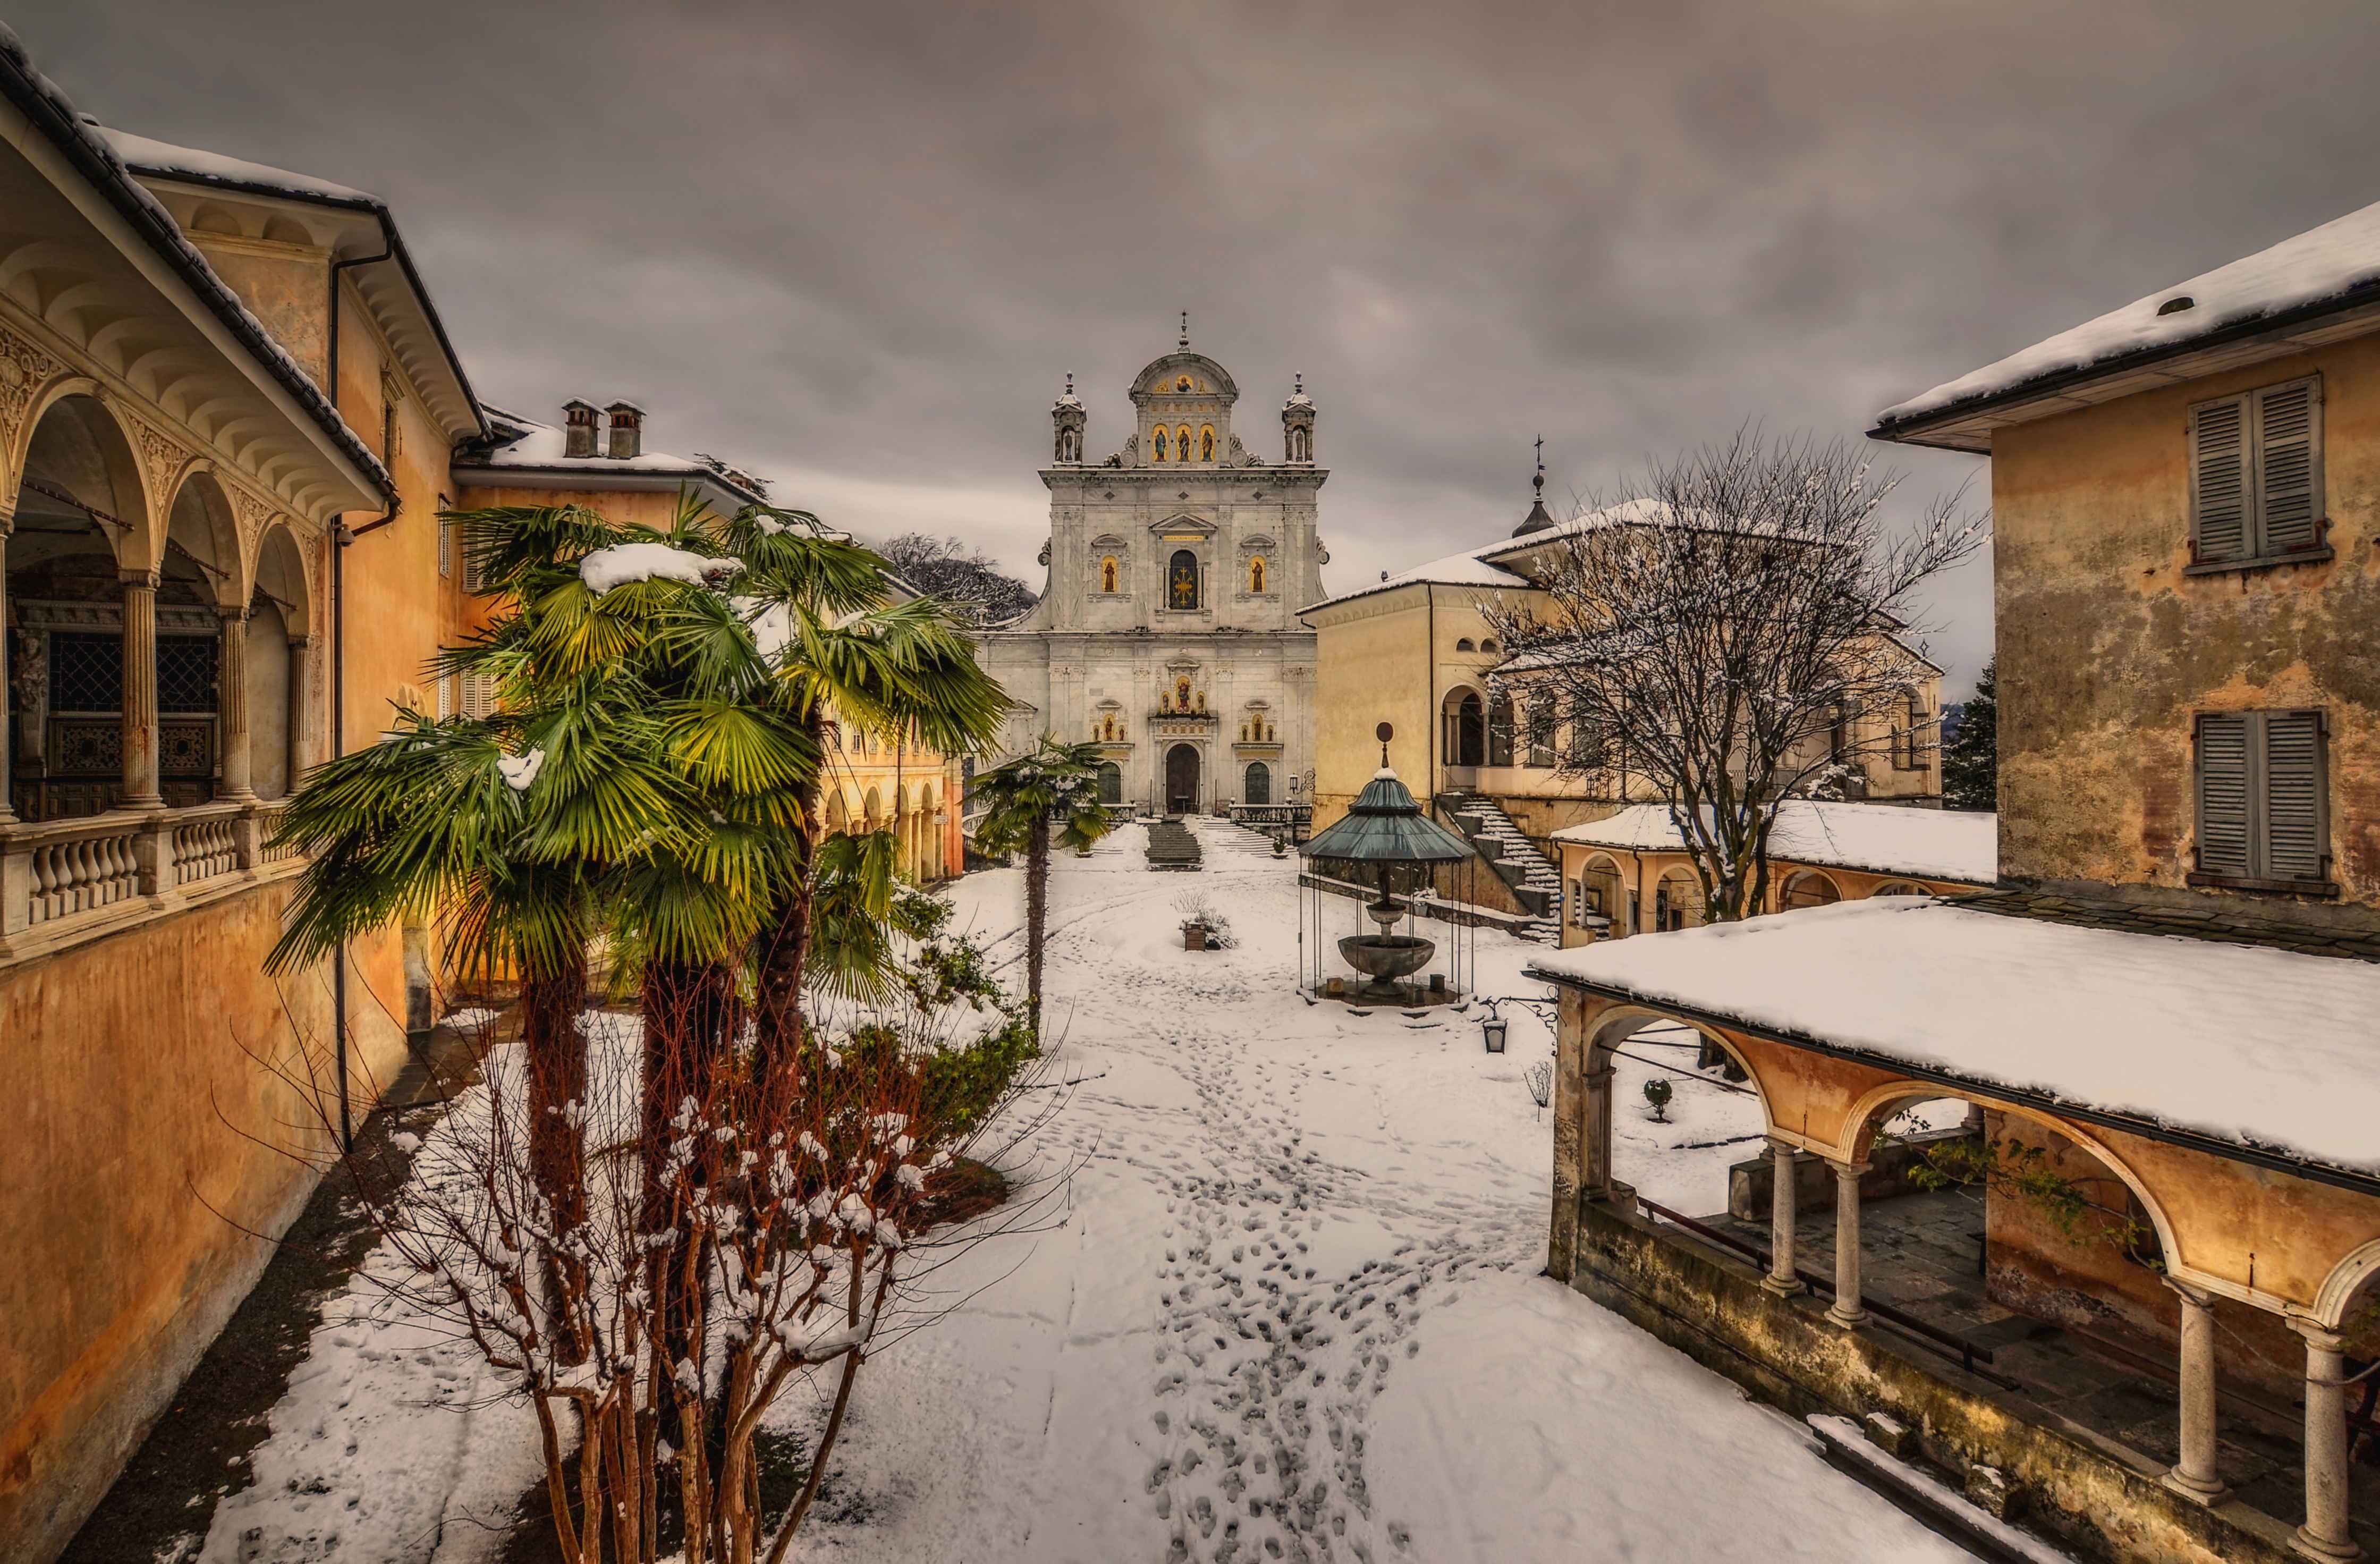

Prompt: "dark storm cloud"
[17,0,2380,694]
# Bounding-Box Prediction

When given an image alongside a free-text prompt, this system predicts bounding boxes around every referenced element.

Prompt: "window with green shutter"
[2188,376,2328,572]
[2190,709,2333,891]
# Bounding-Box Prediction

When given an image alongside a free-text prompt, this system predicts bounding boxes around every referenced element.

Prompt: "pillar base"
[2292,1527,2362,1563]
[2160,1469,2231,1508]
[1825,1302,1869,1329]
[1761,1274,1806,1298]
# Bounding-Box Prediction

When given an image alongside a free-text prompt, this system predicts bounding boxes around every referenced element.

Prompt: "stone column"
[0,513,14,825]
[1580,1057,1615,1198]
[118,567,163,808]
[1764,1138,1806,1296]
[2161,1279,2230,1504]
[1825,1159,1871,1327]
[2292,1319,2361,1561]
[286,635,311,787]
[216,606,255,800]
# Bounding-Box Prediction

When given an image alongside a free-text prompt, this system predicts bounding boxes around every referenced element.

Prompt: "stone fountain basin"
[1337,933,1435,982]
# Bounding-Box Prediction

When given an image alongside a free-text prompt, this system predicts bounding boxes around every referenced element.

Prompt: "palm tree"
[968,734,1114,1033]
[720,507,1010,1082]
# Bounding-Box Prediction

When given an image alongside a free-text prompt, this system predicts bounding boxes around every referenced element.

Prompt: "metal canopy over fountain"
[1299,724,1473,1002]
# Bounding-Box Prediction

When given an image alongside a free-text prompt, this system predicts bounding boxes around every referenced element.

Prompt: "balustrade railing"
[3,798,306,948]
[27,819,142,926]
[1230,803,1312,841]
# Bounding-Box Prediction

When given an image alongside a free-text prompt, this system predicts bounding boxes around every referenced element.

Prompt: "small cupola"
[605,399,646,460]
[563,398,600,458]
[1512,437,1555,536]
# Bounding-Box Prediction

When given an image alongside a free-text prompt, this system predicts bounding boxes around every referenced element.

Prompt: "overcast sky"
[20,0,2380,698]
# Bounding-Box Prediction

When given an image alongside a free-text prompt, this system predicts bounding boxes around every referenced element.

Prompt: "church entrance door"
[1166,743,1201,815]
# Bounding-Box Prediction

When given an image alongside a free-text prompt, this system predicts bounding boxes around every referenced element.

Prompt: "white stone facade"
[979,346,1327,814]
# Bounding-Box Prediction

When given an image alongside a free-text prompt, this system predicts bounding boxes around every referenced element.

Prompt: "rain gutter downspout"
[1425,585,1436,816]
[326,236,397,1155]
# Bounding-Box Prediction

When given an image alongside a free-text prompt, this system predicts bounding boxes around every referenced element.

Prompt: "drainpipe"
[1425,585,1437,813]
[325,235,396,1155]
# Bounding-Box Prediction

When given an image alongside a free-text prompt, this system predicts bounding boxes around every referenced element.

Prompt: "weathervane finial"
[1534,435,1545,499]
[1065,371,1073,396]
[1179,310,1189,349]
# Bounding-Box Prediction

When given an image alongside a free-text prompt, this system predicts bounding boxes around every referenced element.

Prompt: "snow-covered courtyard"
[200,818,1982,1563]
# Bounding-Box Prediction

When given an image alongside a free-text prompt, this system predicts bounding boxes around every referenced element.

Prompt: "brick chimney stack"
[563,398,600,459]
[605,399,646,460]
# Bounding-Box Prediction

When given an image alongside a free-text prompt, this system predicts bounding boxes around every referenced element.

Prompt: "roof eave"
[1870,285,2380,454]
[451,461,762,513]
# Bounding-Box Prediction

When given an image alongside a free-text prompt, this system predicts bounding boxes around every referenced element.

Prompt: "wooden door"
[1166,743,1200,815]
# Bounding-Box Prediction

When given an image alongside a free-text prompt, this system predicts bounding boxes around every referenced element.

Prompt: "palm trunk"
[523,949,591,1364]
[1026,814,1049,1035]
[753,711,829,1094]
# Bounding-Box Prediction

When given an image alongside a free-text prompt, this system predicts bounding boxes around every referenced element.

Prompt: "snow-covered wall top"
[1530,897,2380,1176]
[1877,197,2380,427]
[1552,802,1996,885]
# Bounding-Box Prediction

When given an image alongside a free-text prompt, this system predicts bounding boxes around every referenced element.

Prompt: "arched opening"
[248,521,311,800]
[1168,550,1199,611]
[1780,869,1841,911]
[1441,688,1485,768]
[863,787,882,834]
[1871,881,1928,898]
[1455,637,1475,653]
[1243,760,1271,806]
[919,785,941,879]
[6,393,154,819]
[1653,867,1703,932]
[1487,695,1514,767]
[1165,742,1199,815]
[1480,638,1498,655]
[826,790,850,835]
[1097,760,1122,806]
[1585,1011,1770,1214]
[1576,853,1624,937]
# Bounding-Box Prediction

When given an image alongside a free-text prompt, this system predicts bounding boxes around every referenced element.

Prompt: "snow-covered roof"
[1552,802,1995,886]
[1875,197,2380,447]
[94,126,375,205]
[454,406,765,508]
[1300,498,1676,615]
[1530,897,2380,1177]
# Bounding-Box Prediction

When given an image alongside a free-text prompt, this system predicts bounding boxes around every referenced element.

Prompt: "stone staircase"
[1435,791,1563,942]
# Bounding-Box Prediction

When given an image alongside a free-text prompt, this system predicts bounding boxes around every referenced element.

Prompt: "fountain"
[1299,724,1475,1004]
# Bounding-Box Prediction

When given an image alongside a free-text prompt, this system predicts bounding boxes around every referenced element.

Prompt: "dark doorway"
[1243,761,1271,805]
[1098,761,1123,805]
[1166,743,1200,814]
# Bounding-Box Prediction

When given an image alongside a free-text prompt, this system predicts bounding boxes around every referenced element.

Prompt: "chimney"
[605,399,646,460]
[562,398,600,458]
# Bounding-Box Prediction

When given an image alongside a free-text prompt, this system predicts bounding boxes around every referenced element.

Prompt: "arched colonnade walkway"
[1543,972,2380,1564]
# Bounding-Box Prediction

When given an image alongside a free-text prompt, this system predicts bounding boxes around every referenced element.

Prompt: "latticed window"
[158,637,219,713]
[49,632,121,712]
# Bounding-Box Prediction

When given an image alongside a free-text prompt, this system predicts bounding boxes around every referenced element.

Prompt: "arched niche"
[1440,684,1485,768]
[1780,869,1842,911]
[1579,853,1626,933]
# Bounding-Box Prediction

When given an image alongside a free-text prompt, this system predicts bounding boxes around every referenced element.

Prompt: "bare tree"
[874,533,1039,627]
[1485,430,1986,924]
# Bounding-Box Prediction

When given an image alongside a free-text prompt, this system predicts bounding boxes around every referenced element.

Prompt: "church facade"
[978,340,1327,815]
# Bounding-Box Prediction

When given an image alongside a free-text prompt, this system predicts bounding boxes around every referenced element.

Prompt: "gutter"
[1524,964,2380,1199]
[1868,277,2380,449]
[0,29,392,489]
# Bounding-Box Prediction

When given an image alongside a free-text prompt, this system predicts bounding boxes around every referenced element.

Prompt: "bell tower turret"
[1052,373,1086,464]
[1282,374,1315,464]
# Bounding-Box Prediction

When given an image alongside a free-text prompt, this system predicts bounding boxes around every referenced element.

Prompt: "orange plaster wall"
[1991,333,2380,911]
[0,883,392,1564]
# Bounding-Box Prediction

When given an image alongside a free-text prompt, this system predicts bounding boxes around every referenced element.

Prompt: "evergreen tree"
[1941,655,1998,811]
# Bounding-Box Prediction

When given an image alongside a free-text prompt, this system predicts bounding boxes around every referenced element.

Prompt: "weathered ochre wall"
[1992,335,2380,920]
[187,235,329,390]
[0,882,411,1564]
